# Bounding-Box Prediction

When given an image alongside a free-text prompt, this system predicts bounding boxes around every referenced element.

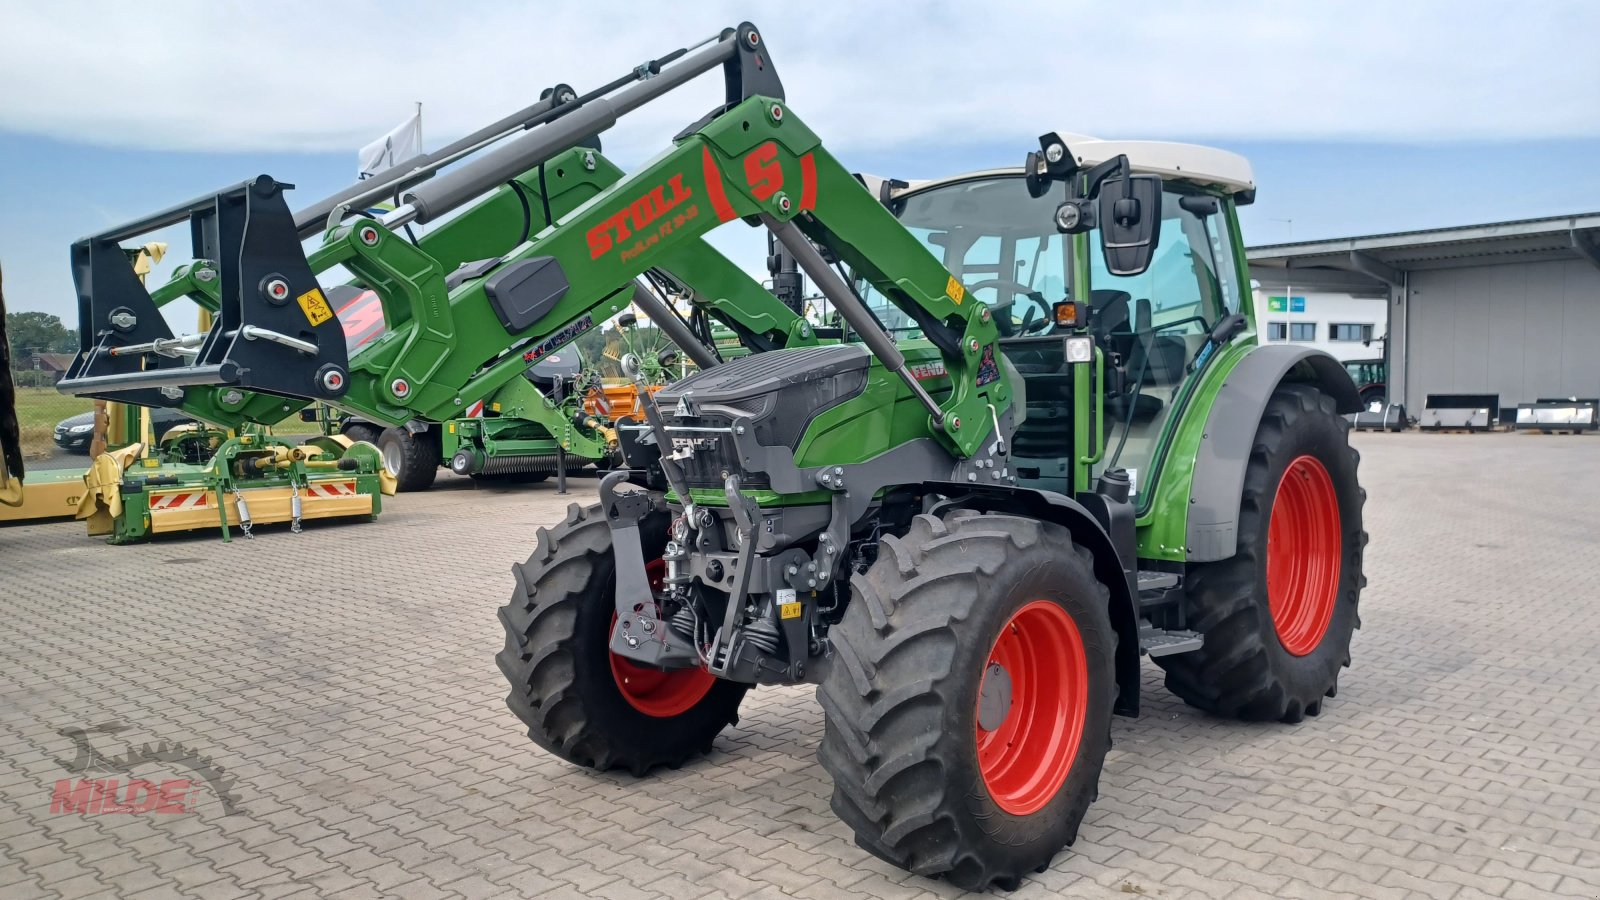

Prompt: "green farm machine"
[60,24,1365,890]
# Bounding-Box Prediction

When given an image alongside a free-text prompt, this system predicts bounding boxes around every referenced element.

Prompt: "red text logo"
[743,142,783,201]
[586,175,694,259]
[51,778,193,815]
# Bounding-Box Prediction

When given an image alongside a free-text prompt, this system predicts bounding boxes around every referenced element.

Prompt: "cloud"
[2,0,1597,160]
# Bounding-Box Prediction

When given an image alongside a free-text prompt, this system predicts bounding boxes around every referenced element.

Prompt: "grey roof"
[1247,212,1600,288]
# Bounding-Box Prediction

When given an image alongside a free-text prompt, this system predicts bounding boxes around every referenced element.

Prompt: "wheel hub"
[976,662,1013,731]
[381,442,401,476]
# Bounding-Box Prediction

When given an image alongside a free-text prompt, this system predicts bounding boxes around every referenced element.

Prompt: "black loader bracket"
[59,176,350,404]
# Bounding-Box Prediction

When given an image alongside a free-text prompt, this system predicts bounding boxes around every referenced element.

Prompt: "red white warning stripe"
[305,480,358,499]
[465,400,485,418]
[149,491,211,511]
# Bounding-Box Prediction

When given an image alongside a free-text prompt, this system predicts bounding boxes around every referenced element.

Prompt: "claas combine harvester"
[60,24,1366,890]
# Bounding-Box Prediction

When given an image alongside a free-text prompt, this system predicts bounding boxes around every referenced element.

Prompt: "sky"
[3,0,1599,322]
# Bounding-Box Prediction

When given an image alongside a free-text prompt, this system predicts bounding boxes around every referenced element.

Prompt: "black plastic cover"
[655,345,870,489]
[482,256,569,333]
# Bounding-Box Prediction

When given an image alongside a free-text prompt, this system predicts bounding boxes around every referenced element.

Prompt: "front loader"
[60,23,1366,891]
[68,59,819,493]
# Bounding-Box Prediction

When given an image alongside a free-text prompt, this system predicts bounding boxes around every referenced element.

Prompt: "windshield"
[855,175,1237,340]
[855,176,1069,338]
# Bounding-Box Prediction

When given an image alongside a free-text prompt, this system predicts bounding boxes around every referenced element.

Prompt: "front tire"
[1156,383,1366,722]
[495,502,746,775]
[818,510,1116,891]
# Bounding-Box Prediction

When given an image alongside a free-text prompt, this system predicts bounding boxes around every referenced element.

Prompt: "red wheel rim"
[976,600,1089,816]
[1266,455,1342,657]
[609,559,716,717]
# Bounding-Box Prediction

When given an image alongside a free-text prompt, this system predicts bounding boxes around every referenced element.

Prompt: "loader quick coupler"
[60,176,350,405]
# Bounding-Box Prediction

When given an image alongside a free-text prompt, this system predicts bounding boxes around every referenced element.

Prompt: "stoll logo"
[47,722,242,816]
[585,174,698,263]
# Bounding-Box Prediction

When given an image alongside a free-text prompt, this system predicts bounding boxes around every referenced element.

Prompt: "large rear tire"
[818,510,1116,891]
[1156,383,1365,722]
[377,426,440,492]
[495,502,746,775]
[340,420,382,447]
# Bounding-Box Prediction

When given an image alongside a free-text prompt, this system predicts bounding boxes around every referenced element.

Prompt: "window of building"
[1267,321,1287,341]
[1328,322,1374,342]
[1289,322,1316,342]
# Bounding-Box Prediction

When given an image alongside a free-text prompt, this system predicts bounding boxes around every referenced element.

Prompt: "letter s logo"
[743,142,783,201]
[586,225,612,259]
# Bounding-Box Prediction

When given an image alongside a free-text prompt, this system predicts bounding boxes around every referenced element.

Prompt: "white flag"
[358,109,422,180]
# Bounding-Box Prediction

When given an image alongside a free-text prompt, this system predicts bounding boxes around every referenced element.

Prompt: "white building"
[1250,289,1387,363]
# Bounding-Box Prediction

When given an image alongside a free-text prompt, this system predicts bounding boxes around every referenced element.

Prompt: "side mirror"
[1098,173,1163,276]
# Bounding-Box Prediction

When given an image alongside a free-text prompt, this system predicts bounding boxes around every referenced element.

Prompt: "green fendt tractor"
[60,24,1365,891]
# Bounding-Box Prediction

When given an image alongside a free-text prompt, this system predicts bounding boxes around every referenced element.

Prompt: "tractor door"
[1085,187,1246,506]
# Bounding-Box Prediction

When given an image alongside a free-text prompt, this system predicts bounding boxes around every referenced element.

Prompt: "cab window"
[1088,186,1244,504]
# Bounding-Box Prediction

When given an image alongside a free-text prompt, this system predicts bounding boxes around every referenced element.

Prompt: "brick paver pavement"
[2,431,1597,899]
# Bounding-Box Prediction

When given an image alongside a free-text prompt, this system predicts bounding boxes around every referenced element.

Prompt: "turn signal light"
[1053,301,1080,327]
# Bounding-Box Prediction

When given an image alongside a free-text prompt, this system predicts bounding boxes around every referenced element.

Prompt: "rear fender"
[1186,345,1360,562]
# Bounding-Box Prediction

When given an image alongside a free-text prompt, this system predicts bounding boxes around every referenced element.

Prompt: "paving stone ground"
[2,431,1598,899]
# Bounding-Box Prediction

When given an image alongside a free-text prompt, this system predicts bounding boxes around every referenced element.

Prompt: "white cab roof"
[895,132,1256,198]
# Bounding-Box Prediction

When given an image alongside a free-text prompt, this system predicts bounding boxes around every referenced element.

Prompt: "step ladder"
[1135,570,1203,657]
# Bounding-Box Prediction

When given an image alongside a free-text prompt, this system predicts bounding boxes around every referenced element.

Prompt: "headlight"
[1064,336,1095,364]
[69,423,94,434]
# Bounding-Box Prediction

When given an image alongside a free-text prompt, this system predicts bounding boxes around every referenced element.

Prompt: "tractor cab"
[857,133,1256,499]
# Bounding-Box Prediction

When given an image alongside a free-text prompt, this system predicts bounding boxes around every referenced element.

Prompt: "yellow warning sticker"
[946,275,965,305]
[779,601,803,620]
[297,287,334,326]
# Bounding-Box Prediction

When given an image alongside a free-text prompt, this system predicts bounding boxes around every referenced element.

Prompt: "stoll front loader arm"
[67,48,817,433]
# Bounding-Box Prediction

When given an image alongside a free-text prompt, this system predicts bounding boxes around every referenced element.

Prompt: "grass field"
[13,386,90,459]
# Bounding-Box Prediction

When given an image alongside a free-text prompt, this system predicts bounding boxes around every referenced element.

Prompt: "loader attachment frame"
[61,176,352,406]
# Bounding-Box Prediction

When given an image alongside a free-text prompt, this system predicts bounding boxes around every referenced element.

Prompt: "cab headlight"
[1065,336,1095,364]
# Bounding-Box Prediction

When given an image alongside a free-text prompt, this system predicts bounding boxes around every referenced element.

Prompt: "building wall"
[1405,258,1600,412]
[1252,290,1388,362]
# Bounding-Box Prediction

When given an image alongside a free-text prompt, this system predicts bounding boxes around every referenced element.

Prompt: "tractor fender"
[1186,344,1361,563]
[924,481,1144,717]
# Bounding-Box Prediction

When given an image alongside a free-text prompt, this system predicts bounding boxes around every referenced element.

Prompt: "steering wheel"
[969,278,1052,335]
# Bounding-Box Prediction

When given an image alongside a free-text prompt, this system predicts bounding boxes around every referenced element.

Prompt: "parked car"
[52,408,191,453]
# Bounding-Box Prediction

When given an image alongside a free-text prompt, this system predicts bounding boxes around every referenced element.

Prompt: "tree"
[5,311,77,360]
